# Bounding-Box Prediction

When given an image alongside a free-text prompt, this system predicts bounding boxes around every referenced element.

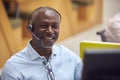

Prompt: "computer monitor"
[81,49,120,80]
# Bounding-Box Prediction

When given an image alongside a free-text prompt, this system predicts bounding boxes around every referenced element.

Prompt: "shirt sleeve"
[74,58,83,80]
[1,62,21,80]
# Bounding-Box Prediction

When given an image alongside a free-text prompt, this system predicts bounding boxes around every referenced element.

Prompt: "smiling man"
[1,7,83,80]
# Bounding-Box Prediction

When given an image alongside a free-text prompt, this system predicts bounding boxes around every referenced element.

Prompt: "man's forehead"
[45,10,57,16]
[32,9,54,18]
[37,9,58,17]
[31,8,60,24]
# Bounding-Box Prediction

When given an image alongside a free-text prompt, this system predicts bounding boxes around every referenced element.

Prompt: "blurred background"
[0,0,120,70]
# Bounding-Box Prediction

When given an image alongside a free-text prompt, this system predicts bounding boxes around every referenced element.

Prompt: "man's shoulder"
[54,45,78,57]
[53,45,72,53]
[54,45,82,63]
[54,44,70,50]
[7,47,27,63]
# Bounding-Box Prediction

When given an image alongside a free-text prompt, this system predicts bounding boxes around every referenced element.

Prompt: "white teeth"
[45,37,53,40]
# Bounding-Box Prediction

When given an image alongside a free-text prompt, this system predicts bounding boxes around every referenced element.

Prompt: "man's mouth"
[44,36,54,40]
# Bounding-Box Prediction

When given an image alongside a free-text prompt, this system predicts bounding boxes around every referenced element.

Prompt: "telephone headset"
[28,23,40,41]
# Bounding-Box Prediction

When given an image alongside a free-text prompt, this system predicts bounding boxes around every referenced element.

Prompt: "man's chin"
[41,42,54,49]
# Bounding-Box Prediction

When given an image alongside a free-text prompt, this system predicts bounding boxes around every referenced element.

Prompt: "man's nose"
[46,26,53,33]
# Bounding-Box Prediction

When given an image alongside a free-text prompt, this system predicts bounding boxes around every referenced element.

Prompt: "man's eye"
[52,25,59,29]
[40,25,48,28]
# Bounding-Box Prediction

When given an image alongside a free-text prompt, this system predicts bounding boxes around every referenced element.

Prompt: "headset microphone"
[28,24,40,41]
[28,24,52,48]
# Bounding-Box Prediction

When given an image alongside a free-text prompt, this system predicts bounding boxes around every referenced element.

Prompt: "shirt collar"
[27,42,59,61]
[27,42,40,60]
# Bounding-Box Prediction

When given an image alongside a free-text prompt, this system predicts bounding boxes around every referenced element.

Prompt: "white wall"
[102,0,120,25]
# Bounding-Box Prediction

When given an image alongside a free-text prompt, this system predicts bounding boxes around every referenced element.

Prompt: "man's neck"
[31,40,52,60]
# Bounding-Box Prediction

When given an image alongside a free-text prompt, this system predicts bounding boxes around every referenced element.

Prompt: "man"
[97,12,120,42]
[1,6,83,80]
[104,12,120,43]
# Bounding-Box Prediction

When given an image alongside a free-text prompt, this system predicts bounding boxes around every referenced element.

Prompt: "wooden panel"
[72,0,102,34]
[19,0,57,13]
[86,0,102,23]
[54,0,73,42]
[0,0,18,55]
[78,6,87,20]
[0,24,11,68]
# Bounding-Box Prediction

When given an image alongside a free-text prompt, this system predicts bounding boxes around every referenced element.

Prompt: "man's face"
[33,10,60,48]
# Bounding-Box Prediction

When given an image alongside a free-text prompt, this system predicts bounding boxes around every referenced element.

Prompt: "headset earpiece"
[27,24,40,41]
[28,24,33,31]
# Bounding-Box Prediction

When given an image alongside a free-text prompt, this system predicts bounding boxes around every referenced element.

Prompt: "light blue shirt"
[1,42,83,80]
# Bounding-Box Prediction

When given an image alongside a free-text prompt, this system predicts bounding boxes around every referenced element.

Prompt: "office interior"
[0,0,120,74]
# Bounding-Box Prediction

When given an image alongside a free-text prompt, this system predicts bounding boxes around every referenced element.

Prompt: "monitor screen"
[81,49,120,80]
